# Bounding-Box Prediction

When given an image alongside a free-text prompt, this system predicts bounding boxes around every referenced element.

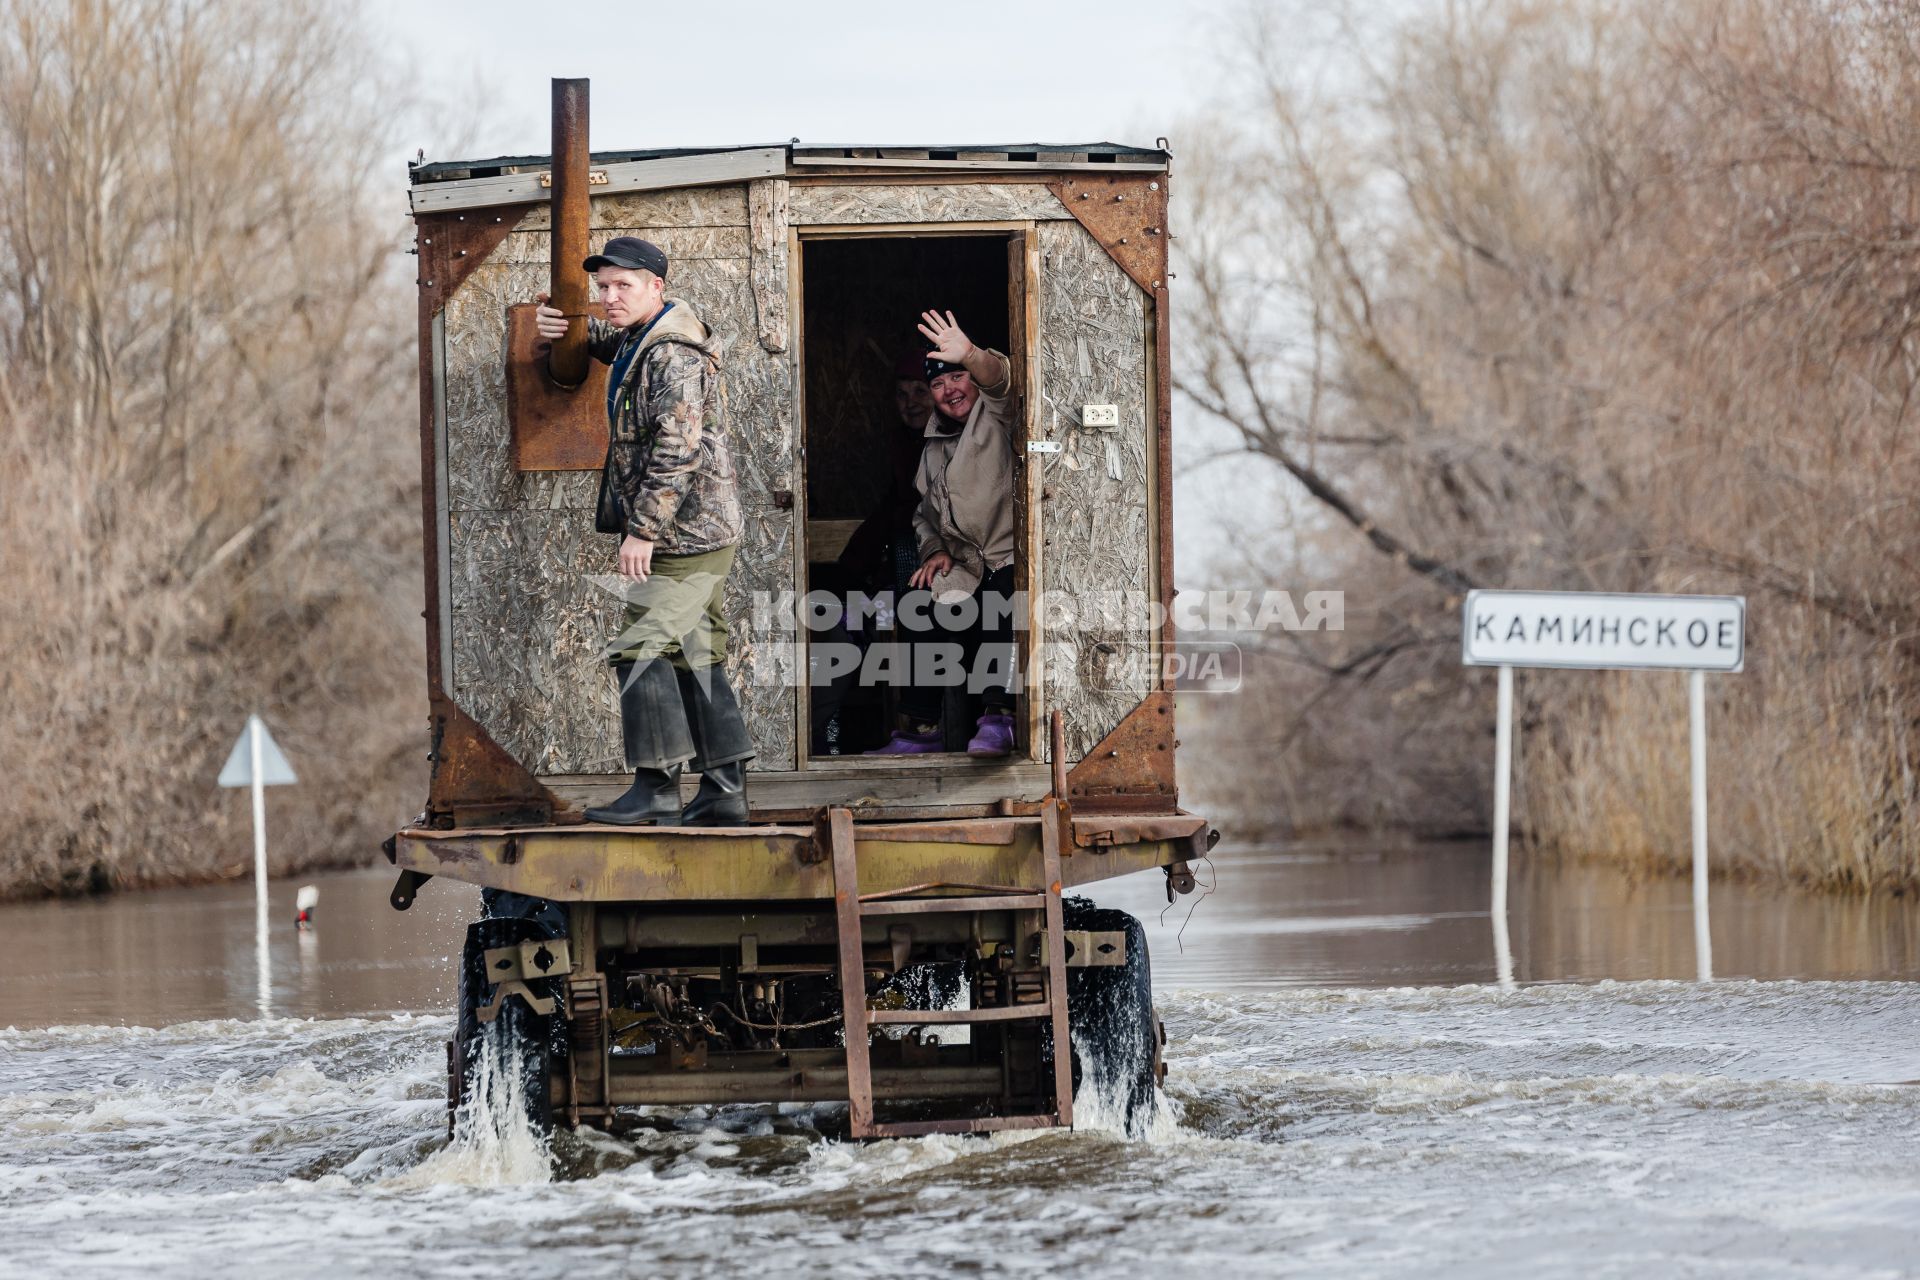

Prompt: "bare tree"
[1178,0,1920,891]
[0,0,426,896]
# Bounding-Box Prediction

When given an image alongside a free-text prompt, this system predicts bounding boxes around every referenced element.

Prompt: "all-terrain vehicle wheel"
[1060,897,1162,1139]
[452,915,564,1136]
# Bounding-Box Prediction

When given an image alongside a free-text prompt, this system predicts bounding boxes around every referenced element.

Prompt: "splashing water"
[1070,1040,1185,1143]
[389,1020,551,1188]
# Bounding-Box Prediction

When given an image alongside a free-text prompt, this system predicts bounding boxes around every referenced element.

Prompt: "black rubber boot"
[585,659,694,825]
[584,763,683,825]
[676,663,755,826]
[680,760,747,826]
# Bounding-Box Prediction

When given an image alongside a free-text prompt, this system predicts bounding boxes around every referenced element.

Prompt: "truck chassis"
[388,801,1208,1138]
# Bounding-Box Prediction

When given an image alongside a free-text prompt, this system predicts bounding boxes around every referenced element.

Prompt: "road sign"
[1462,590,1745,672]
[1464,590,1744,986]
[218,715,297,787]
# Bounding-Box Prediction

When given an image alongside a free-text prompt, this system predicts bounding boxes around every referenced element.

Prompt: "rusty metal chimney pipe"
[547,77,591,389]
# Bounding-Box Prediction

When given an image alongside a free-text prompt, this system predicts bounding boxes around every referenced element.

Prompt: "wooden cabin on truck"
[384,81,1216,1140]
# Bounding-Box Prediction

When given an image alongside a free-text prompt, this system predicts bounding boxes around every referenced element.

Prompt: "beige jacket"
[911,351,1016,600]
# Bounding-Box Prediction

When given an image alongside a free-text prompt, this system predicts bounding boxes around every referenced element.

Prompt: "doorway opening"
[798,231,1026,762]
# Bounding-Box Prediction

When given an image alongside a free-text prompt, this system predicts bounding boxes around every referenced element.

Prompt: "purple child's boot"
[864,725,943,755]
[965,712,1015,758]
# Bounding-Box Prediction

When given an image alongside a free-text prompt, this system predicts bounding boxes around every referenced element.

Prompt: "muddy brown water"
[2,842,1917,1277]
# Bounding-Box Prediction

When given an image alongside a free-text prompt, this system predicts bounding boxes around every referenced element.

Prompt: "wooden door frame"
[790,220,1041,770]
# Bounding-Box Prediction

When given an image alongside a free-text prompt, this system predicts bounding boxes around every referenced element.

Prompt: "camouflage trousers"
[604,544,736,671]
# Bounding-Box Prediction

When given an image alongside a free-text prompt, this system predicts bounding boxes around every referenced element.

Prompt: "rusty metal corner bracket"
[1045,175,1170,294]
[1062,690,1179,813]
[426,697,558,828]
[415,202,539,314]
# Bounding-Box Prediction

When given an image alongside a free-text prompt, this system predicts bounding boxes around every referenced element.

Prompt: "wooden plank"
[410,148,787,214]
[748,179,791,353]
[496,225,751,265]
[789,155,1167,173]
[795,219,1033,239]
[1013,227,1046,760]
[788,223,813,767]
[787,174,1085,189]
[539,761,1053,812]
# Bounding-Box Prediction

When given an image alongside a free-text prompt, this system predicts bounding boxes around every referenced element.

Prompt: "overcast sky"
[377,0,1242,165]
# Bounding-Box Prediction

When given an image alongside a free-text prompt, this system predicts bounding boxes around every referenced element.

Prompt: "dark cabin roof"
[410,142,1169,184]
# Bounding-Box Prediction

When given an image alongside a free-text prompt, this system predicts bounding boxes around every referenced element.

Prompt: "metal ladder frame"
[828,798,1075,1139]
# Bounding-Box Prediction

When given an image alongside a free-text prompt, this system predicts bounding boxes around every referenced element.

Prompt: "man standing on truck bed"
[534,237,753,825]
[867,309,1019,758]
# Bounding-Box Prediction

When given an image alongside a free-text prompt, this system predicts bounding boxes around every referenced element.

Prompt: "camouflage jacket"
[588,299,744,555]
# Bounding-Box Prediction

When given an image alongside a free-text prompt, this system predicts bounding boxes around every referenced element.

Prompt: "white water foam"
[385,1020,552,1188]
[3,984,1917,1279]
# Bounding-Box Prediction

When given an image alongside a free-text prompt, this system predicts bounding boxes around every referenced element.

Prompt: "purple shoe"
[865,727,943,755]
[965,713,1015,758]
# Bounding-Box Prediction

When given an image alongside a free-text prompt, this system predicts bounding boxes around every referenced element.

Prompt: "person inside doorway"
[867,310,1018,758]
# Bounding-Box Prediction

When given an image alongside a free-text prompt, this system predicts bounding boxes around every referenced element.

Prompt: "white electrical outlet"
[1082,404,1120,428]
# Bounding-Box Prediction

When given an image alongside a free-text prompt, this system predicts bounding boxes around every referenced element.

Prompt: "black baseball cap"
[583,236,668,278]
[924,354,965,382]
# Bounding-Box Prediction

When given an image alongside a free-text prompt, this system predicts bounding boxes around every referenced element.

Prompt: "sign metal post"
[1491,663,1515,988]
[1689,668,1711,981]
[218,715,298,1018]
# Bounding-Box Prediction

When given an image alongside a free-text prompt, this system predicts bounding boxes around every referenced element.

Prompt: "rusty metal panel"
[1039,797,1075,1129]
[1062,689,1178,812]
[1070,808,1205,847]
[425,698,556,828]
[505,301,610,471]
[1043,175,1170,294]
[416,205,539,316]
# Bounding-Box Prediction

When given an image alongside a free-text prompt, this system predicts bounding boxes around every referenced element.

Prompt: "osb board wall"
[787,183,1069,226]
[440,181,1154,776]
[442,184,797,775]
[1033,219,1156,758]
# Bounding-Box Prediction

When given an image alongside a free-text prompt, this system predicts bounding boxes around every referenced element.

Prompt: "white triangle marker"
[218,714,297,788]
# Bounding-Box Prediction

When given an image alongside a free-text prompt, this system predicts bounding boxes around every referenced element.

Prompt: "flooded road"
[2,842,1917,1277]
